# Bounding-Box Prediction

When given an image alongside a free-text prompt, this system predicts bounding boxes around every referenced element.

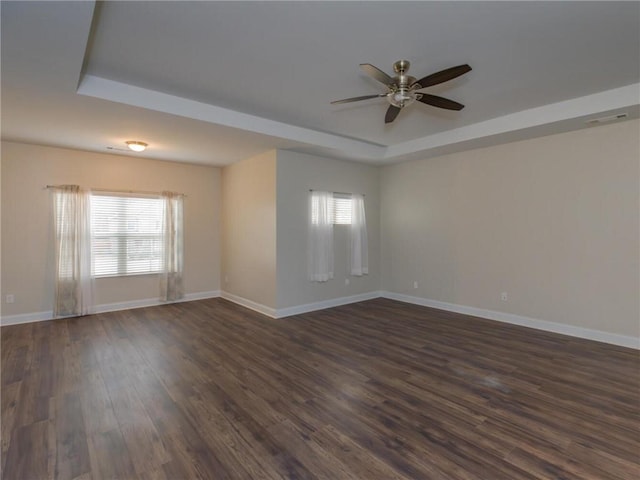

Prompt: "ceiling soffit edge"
[77,75,639,164]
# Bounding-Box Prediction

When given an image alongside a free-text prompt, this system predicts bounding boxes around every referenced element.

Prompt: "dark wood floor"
[1,298,639,479]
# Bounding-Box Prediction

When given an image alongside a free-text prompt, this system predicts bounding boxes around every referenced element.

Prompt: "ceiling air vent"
[585,113,628,125]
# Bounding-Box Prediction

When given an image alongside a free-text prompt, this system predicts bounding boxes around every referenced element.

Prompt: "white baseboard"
[220,291,277,318]
[3,288,636,350]
[276,291,382,318]
[0,290,221,327]
[0,310,54,326]
[219,290,382,319]
[380,291,639,350]
[92,290,221,314]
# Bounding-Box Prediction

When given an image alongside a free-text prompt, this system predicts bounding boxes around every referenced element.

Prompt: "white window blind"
[333,195,352,225]
[311,193,352,225]
[90,193,164,277]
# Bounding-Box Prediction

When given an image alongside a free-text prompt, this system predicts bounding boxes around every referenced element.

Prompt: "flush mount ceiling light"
[126,140,148,152]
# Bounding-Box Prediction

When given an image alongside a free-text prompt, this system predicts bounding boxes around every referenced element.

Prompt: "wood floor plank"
[13,368,50,429]
[52,392,91,479]
[1,345,29,386]
[186,391,260,478]
[2,297,638,479]
[266,419,361,480]
[564,441,640,480]
[1,380,22,470]
[135,371,239,480]
[188,384,316,479]
[86,429,137,480]
[152,413,235,480]
[79,370,119,436]
[310,424,413,480]
[107,385,170,475]
[2,420,50,479]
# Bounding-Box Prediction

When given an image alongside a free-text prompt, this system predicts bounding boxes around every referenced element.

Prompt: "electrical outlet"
[413,281,419,289]
[501,292,508,302]
[345,278,350,286]
[6,294,15,304]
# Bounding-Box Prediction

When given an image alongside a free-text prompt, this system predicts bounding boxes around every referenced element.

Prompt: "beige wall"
[276,150,380,309]
[3,119,638,341]
[381,120,640,337]
[1,141,221,317]
[221,150,277,308]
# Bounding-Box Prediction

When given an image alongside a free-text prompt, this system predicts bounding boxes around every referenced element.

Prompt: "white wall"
[221,150,277,309]
[381,120,640,338]
[276,150,380,310]
[1,141,221,319]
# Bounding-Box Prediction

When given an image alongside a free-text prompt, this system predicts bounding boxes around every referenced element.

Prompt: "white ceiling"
[2,1,639,166]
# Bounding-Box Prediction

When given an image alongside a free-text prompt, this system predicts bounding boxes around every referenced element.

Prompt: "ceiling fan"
[331,60,471,124]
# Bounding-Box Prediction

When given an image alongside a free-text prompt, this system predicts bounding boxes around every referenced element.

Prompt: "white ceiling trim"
[78,75,639,163]
[77,75,386,161]
[388,83,640,159]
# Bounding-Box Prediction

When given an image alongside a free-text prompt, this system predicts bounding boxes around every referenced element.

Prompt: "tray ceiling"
[2,1,639,165]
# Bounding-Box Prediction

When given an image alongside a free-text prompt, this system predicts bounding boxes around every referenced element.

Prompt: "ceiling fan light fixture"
[126,140,148,152]
[389,90,417,108]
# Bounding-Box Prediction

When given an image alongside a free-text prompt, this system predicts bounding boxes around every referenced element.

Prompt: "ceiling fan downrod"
[388,60,419,108]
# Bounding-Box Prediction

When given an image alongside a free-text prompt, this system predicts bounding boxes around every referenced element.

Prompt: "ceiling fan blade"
[413,64,471,89]
[331,93,387,105]
[418,94,465,111]
[385,105,402,124]
[360,63,394,86]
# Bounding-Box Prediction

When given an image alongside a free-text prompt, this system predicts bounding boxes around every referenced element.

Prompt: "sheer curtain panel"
[52,185,93,317]
[160,191,184,301]
[308,190,334,282]
[350,194,368,276]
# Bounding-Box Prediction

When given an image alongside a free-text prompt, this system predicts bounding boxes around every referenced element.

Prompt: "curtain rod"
[46,185,186,197]
[309,189,365,197]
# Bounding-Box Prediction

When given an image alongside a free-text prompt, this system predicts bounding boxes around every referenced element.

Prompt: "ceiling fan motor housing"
[392,60,410,74]
[389,61,419,108]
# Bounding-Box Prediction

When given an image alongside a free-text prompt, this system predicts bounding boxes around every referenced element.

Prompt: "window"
[90,193,164,277]
[311,193,352,225]
[333,195,352,225]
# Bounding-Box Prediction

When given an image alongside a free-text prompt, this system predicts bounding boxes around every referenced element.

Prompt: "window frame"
[311,192,353,226]
[90,192,165,278]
